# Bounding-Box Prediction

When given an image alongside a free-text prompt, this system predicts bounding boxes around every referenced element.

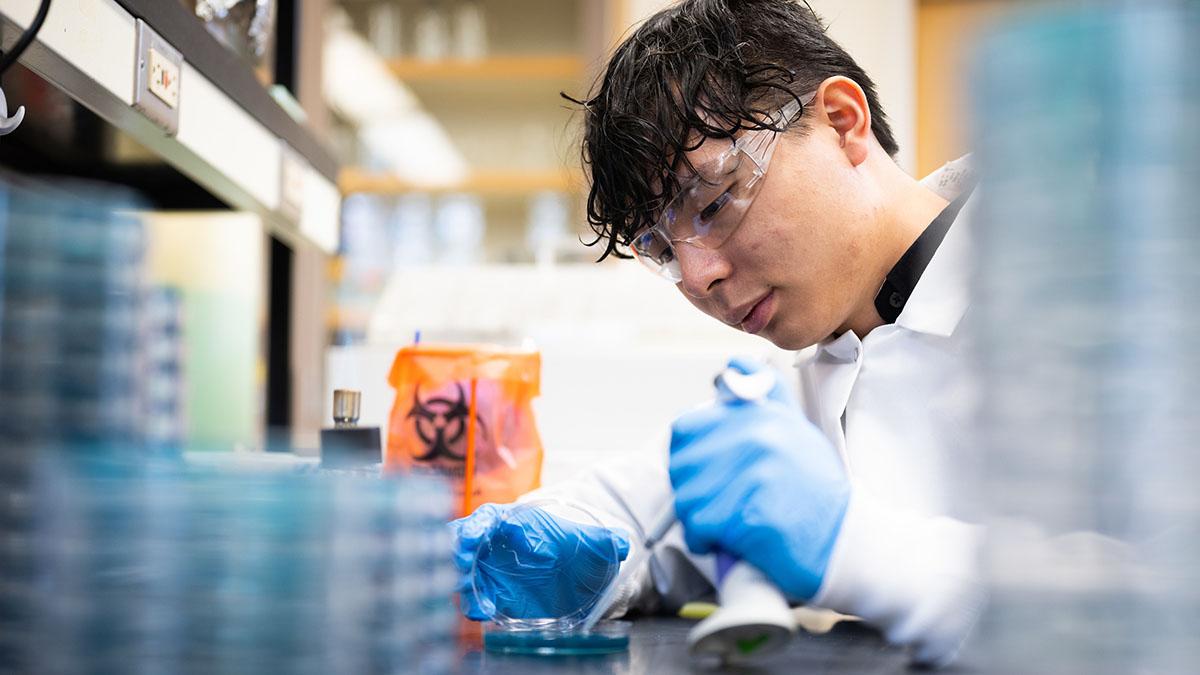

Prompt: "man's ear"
[814,76,873,167]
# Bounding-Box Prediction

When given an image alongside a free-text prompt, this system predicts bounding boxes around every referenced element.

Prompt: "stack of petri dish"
[0,176,150,672]
[140,286,187,458]
[0,176,462,673]
[19,457,459,674]
[968,5,1200,673]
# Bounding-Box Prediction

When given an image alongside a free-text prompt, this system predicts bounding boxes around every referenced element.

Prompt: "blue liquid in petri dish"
[482,620,631,656]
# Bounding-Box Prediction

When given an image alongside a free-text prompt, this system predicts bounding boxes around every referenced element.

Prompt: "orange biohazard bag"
[386,344,543,516]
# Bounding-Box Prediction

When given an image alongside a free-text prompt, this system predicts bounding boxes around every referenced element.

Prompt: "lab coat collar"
[820,330,863,364]
[800,155,976,369]
[892,161,976,338]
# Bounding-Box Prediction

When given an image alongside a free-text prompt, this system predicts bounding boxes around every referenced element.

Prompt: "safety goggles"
[630,92,815,283]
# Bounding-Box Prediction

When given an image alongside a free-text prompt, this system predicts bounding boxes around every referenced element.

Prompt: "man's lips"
[726,291,776,334]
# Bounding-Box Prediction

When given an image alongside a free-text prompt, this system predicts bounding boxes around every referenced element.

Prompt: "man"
[453,0,982,666]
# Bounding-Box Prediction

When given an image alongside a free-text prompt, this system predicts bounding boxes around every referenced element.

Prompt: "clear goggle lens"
[631,228,682,282]
[630,129,775,283]
[628,94,810,283]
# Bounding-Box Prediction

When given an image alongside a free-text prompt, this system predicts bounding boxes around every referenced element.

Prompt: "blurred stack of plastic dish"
[0,176,460,673]
[0,175,150,671]
[0,177,147,453]
[968,4,1200,673]
[323,472,458,672]
[141,286,187,457]
[21,457,457,674]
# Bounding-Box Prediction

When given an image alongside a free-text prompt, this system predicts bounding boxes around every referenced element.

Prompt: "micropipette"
[583,365,798,663]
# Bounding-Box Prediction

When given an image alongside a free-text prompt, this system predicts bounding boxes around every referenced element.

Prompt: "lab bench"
[455,618,913,674]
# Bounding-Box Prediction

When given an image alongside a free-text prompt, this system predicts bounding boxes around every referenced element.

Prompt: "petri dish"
[470,500,631,655]
[481,619,631,656]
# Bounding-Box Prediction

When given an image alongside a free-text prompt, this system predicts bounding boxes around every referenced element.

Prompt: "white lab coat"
[522,157,983,666]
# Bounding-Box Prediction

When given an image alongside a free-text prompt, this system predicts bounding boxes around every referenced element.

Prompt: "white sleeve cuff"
[517,455,672,617]
[810,492,986,668]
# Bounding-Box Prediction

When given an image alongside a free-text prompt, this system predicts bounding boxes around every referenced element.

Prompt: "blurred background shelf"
[0,0,1017,469]
[388,54,584,80]
[0,0,341,253]
[339,166,579,195]
[0,0,344,454]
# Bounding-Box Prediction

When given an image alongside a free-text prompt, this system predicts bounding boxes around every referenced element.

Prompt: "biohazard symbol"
[408,382,488,463]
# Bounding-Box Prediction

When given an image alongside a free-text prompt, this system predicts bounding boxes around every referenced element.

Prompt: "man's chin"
[760,326,820,352]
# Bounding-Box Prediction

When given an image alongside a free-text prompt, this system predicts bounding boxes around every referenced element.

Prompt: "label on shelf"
[148,48,180,109]
[133,20,181,136]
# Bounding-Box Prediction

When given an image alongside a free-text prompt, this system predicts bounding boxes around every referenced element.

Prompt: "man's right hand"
[450,503,631,621]
[669,358,850,602]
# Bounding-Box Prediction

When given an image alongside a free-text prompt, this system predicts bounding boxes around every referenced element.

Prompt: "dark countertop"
[455,618,915,674]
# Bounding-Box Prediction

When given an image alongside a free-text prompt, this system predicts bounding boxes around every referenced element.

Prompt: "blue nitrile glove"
[669,357,851,601]
[450,503,631,621]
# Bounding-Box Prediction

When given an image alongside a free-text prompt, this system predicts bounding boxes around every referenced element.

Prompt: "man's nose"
[675,241,730,298]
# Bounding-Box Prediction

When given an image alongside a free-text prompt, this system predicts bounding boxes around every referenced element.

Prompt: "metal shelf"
[0,0,341,253]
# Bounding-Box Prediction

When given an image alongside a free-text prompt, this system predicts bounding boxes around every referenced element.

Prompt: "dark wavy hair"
[565,0,898,261]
